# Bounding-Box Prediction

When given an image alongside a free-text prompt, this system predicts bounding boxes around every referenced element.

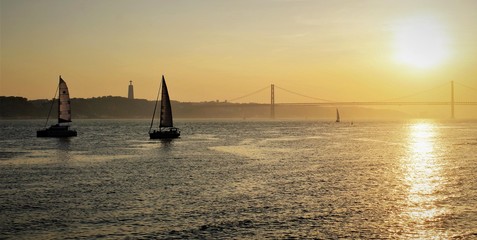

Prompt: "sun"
[393,15,451,69]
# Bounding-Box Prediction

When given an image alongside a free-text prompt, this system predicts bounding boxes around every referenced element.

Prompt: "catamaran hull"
[37,126,77,138]
[149,130,180,139]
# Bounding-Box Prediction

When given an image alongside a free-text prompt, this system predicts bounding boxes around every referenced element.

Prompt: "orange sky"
[1,0,477,103]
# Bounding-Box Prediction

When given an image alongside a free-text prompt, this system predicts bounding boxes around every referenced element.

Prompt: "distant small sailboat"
[37,76,77,137]
[149,75,180,139]
[336,108,340,123]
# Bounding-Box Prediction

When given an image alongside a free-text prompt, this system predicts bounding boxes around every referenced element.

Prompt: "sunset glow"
[1,1,477,105]
[393,15,451,69]
[2,2,477,238]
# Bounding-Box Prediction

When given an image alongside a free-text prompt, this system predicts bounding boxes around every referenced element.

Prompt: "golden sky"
[1,0,477,103]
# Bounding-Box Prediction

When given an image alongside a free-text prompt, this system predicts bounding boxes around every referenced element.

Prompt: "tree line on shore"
[0,96,273,119]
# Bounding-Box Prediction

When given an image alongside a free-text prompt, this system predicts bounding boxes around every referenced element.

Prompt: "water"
[1,119,476,239]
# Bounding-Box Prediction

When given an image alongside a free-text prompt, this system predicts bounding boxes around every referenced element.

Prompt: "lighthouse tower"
[128,80,134,99]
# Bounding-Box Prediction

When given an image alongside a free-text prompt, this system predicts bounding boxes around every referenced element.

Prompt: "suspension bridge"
[227,81,477,119]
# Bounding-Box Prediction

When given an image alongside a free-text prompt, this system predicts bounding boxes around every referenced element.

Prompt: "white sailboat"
[336,108,340,123]
[37,76,77,137]
[149,75,180,139]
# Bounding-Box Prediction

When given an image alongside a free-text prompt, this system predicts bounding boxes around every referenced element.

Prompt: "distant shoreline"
[2,96,475,120]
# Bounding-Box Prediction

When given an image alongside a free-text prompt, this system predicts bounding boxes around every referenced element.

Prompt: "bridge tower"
[271,84,275,119]
[451,80,455,119]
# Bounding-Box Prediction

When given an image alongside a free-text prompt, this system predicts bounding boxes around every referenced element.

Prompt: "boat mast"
[149,77,162,133]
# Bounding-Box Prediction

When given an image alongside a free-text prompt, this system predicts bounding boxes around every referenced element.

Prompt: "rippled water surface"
[1,119,476,239]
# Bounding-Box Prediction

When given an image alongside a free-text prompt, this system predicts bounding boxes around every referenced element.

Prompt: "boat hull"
[149,128,180,139]
[37,125,77,138]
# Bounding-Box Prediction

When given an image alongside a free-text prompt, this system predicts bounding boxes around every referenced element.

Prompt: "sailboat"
[37,76,77,137]
[335,108,340,123]
[149,75,180,139]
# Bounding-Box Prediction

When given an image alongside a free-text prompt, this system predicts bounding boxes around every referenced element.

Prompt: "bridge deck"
[277,102,477,106]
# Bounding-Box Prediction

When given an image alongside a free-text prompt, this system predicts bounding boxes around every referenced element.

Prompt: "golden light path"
[401,122,448,238]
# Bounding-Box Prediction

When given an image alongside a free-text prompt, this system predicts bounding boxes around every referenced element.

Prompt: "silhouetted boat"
[149,75,180,139]
[37,76,77,137]
[336,108,340,123]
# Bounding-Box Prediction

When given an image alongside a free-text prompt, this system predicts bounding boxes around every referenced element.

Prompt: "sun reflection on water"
[401,122,448,238]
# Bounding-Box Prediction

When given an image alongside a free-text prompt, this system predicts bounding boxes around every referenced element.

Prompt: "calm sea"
[1,119,476,239]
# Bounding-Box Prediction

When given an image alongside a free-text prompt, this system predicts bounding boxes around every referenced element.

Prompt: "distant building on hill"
[128,81,134,99]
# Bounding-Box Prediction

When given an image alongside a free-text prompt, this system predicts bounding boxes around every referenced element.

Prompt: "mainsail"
[58,76,72,123]
[336,108,340,123]
[37,75,77,137]
[149,75,180,139]
[159,75,173,128]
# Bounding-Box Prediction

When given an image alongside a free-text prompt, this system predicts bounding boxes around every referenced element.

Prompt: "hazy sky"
[1,0,477,103]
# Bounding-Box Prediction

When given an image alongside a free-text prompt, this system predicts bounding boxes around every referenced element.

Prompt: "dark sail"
[159,75,173,128]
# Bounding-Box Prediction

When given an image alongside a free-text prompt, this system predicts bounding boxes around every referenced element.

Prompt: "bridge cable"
[378,82,450,102]
[227,85,270,102]
[274,85,334,102]
[454,82,477,93]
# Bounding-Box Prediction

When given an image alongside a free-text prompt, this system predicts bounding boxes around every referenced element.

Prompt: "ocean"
[1,119,476,239]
